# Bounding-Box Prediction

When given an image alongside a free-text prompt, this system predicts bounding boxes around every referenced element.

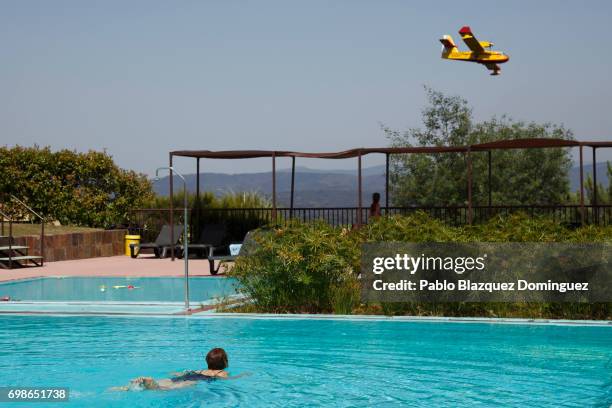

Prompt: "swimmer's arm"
[224,372,253,380]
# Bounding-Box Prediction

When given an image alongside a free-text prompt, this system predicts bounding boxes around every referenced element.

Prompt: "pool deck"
[0,255,229,282]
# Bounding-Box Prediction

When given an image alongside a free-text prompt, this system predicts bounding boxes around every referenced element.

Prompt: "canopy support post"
[488,150,492,209]
[195,157,200,238]
[467,149,473,225]
[272,152,277,222]
[290,156,295,218]
[169,153,175,261]
[357,151,363,226]
[385,153,390,214]
[579,145,585,224]
[196,158,200,203]
[593,147,598,223]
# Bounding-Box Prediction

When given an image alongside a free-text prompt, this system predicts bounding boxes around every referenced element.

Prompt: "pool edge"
[0,311,611,327]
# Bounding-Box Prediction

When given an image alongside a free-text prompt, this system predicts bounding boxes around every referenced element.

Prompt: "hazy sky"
[2,0,611,176]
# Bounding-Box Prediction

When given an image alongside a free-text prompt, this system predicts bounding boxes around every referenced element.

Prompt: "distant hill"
[153,165,387,207]
[153,163,609,207]
[569,162,609,191]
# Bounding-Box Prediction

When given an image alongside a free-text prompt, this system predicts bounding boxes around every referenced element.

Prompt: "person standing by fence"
[369,192,382,218]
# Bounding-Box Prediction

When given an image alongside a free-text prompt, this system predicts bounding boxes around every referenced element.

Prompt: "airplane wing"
[459,26,486,53]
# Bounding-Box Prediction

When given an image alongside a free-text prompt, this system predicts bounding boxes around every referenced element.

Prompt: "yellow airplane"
[440,26,509,75]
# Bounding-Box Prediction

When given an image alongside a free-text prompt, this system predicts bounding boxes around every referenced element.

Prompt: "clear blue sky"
[2,0,611,175]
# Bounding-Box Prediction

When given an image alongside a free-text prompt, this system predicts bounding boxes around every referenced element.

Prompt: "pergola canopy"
[171,138,612,159]
[170,147,467,160]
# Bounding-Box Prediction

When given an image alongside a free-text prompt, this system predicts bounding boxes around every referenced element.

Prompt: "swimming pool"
[0,277,240,314]
[0,277,238,302]
[1,315,610,407]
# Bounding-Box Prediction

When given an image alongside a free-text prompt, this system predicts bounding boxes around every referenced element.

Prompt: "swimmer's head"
[206,348,228,370]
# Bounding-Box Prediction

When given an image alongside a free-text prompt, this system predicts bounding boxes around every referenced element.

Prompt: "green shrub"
[0,145,153,227]
[471,213,572,242]
[361,212,463,242]
[229,222,360,313]
[330,278,361,315]
[229,212,611,318]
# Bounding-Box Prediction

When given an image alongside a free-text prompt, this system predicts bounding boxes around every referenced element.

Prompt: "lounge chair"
[130,224,184,258]
[207,230,256,275]
[179,223,227,259]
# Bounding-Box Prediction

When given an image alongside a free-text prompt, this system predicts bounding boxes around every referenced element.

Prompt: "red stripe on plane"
[459,26,472,35]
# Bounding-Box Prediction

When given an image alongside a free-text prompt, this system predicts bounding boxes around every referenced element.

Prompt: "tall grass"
[229,221,360,313]
[145,190,271,209]
[137,191,272,242]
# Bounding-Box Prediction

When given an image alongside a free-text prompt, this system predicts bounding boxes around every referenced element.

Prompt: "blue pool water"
[0,277,239,302]
[1,316,610,407]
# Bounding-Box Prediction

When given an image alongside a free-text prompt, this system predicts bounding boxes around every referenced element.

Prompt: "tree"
[383,87,574,207]
[585,162,612,205]
[0,146,153,227]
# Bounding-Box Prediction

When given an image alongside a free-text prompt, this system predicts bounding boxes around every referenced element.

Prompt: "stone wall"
[13,230,127,262]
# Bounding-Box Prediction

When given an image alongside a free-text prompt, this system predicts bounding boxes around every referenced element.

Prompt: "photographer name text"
[372,279,589,293]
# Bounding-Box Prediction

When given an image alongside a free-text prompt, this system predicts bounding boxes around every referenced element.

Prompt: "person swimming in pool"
[112,348,240,391]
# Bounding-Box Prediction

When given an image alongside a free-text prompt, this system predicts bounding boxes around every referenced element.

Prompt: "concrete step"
[0,255,43,261]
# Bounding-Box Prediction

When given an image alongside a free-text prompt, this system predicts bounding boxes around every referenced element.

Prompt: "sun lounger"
[130,224,184,258]
[207,230,256,275]
[179,223,227,259]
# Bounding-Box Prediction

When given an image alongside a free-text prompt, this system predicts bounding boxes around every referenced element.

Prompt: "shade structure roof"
[171,138,611,160]
[170,146,469,160]
[470,138,580,150]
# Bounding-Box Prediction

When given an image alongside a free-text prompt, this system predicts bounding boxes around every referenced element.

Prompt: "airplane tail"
[439,35,458,58]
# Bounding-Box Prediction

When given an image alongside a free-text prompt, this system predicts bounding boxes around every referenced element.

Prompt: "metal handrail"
[8,195,45,266]
[10,195,44,220]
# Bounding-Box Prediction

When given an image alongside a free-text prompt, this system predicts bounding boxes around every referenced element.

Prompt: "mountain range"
[153,163,609,207]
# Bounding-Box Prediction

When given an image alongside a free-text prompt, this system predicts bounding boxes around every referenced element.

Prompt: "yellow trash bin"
[125,234,141,256]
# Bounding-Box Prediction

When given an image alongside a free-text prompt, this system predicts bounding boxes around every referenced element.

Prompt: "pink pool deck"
[0,255,231,282]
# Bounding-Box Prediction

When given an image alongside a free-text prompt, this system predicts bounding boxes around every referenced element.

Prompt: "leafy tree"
[383,87,574,206]
[0,145,153,227]
[585,162,612,205]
